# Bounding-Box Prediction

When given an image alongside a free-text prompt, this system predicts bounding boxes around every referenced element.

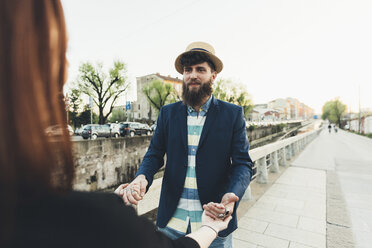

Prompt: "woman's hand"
[201,209,232,233]
[114,183,129,198]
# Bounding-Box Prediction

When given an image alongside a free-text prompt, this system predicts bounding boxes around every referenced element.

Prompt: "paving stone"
[238,217,269,233]
[233,238,257,248]
[258,195,305,209]
[275,204,325,220]
[289,242,314,248]
[265,223,325,248]
[251,201,277,211]
[234,228,289,248]
[298,216,326,235]
[245,207,299,227]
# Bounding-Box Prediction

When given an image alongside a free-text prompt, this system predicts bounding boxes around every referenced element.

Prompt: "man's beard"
[182,78,213,107]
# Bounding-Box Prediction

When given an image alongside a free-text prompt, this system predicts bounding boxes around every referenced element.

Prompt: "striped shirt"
[166,96,213,235]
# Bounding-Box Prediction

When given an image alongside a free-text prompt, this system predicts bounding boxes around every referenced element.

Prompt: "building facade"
[251,97,314,122]
[133,73,183,121]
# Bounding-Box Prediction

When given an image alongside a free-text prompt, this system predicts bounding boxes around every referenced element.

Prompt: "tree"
[142,80,177,115]
[67,88,82,128]
[109,108,127,123]
[321,98,346,126]
[75,105,98,127]
[75,61,130,124]
[213,79,253,119]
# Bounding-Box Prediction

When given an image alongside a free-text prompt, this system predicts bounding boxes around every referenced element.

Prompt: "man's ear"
[211,71,217,82]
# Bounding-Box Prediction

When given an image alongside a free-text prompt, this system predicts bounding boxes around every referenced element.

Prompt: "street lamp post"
[358,85,361,133]
[89,96,93,124]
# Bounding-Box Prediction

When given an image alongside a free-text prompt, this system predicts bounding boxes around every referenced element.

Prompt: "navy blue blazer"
[136,96,253,237]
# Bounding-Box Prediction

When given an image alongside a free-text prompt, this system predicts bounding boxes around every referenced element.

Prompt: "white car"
[45,124,74,136]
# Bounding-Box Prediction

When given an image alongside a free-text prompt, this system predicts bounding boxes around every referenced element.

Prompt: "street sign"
[126,101,131,110]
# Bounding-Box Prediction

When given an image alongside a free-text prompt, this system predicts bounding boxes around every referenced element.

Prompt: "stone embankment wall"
[73,136,151,191]
[247,125,285,141]
[72,123,294,191]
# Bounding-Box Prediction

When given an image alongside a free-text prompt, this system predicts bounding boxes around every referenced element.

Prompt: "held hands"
[114,175,148,205]
[201,210,232,235]
[202,193,239,220]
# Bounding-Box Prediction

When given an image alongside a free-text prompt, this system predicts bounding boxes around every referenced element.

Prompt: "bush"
[278,123,286,132]
[248,124,257,132]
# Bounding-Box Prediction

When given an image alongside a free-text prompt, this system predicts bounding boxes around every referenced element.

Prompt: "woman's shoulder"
[60,191,138,221]
[64,191,126,207]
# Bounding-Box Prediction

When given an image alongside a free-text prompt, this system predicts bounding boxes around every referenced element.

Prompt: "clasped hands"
[114,175,148,205]
[202,193,239,220]
[115,176,239,221]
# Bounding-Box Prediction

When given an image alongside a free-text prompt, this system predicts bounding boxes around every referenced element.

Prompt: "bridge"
[136,122,372,248]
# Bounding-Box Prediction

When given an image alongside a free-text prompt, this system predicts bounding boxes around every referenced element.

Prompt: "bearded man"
[116,42,253,248]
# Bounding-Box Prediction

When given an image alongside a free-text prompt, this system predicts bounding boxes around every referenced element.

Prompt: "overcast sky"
[62,0,372,114]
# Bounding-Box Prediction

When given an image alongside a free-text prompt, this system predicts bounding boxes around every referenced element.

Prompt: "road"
[71,135,84,141]
[292,128,372,248]
[70,136,117,141]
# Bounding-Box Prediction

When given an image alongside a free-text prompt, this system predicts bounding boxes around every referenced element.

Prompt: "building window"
[138,104,140,110]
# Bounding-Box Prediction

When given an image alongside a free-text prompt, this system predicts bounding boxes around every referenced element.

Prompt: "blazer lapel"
[177,102,188,151]
[198,97,219,149]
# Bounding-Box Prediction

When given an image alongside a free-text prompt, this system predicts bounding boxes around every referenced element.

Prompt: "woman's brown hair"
[0,0,73,244]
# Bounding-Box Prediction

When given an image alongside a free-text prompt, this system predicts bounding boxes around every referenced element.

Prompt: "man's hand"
[114,175,148,205]
[203,193,239,219]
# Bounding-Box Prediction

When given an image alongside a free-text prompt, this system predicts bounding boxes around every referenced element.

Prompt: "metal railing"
[137,128,322,215]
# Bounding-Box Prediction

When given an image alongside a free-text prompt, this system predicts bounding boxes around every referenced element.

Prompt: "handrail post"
[256,156,268,184]
[291,143,296,157]
[270,150,279,173]
[242,185,252,200]
[279,147,287,166]
[286,145,292,160]
[295,141,300,154]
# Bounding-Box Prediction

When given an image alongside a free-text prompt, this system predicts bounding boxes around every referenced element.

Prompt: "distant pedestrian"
[0,1,230,248]
[328,124,332,133]
[116,41,253,248]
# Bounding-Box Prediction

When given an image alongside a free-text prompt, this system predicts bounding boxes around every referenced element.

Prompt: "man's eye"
[198,68,205,72]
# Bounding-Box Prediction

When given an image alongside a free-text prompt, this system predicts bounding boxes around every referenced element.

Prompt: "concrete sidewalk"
[233,166,326,248]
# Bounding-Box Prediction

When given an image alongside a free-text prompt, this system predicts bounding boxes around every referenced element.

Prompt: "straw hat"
[174,41,223,74]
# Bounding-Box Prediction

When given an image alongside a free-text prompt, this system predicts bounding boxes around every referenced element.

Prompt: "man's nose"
[190,69,197,79]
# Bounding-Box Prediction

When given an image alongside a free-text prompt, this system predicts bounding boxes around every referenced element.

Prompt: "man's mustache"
[186,79,202,85]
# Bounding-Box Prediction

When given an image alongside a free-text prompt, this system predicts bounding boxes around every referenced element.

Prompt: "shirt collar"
[187,95,213,114]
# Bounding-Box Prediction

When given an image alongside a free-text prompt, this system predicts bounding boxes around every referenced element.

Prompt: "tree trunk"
[99,106,105,124]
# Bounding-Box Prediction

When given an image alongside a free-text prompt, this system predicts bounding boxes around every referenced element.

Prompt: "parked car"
[74,126,83,135]
[140,123,153,136]
[81,124,111,140]
[150,123,157,131]
[107,123,121,138]
[119,122,152,137]
[45,124,73,136]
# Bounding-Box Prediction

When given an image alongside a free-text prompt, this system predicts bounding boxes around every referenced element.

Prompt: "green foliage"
[213,79,253,119]
[74,61,130,124]
[67,88,81,128]
[278,123,286,132]
[69,104,98,127]
[248,124,257,132]
[321,98,346,126]
[142,80,177,113]
[109,108,127,123]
